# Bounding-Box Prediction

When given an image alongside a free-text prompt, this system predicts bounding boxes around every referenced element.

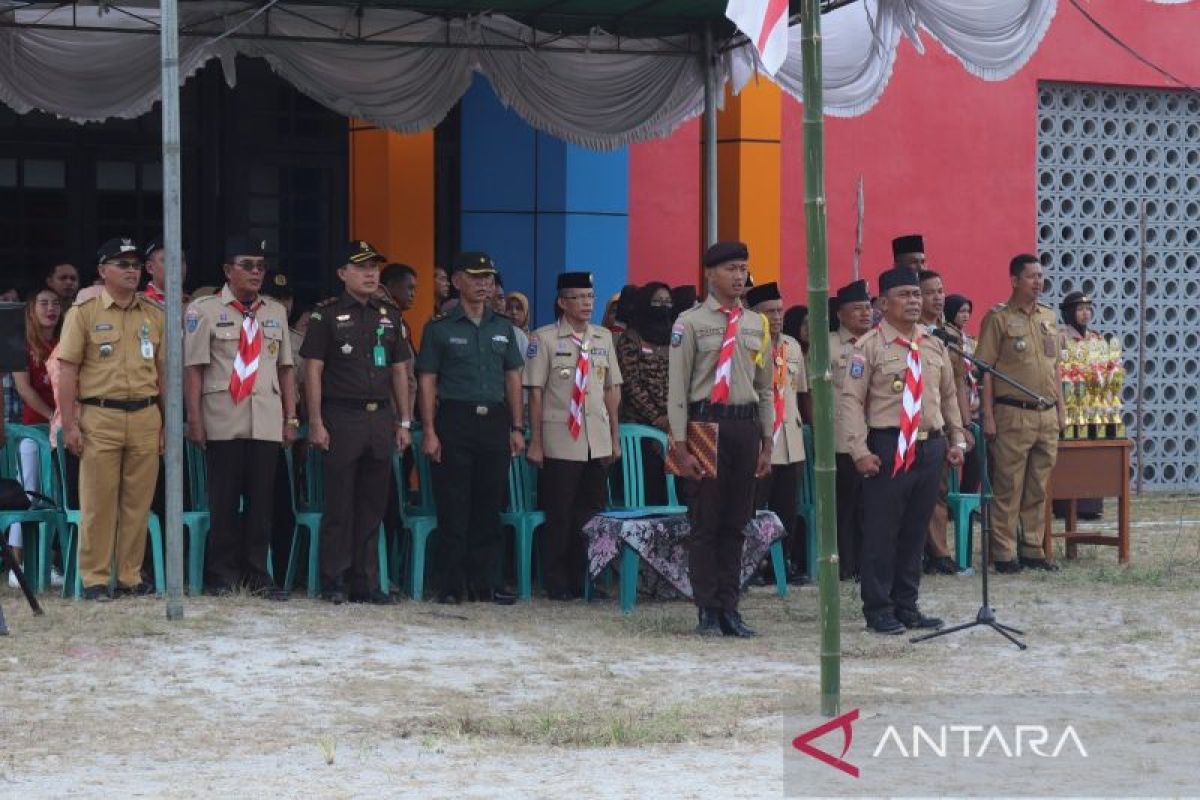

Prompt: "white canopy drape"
[0,0,1097,147]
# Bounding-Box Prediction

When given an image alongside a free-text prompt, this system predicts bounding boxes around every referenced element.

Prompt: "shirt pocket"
[489,335,511,355]
[262,327,284,361]
[739,329,765,354]
[696,335,722,353]
[88,328,122,362]
[213,324,240,353]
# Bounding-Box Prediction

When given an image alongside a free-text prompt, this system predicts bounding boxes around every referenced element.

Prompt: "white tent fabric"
[0,0,1101,147]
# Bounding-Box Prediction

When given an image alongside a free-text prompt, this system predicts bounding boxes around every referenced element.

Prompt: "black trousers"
[319,405,393,594]
[204,438,279,589]
[539,457,607,595]
[270,448,294,581]
[432,403,510,595]
[680,417,758,612]
[859,430,946,620]
[835,453,863,580]
[755,461,800,565]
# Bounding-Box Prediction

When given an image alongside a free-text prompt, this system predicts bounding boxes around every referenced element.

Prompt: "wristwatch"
[511,425,524,433]
[955,441,969,450]
[398,420,412,430]
[285,417,300,428]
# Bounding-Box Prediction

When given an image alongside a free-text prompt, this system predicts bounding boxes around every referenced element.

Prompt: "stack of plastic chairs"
[0,424,64,593]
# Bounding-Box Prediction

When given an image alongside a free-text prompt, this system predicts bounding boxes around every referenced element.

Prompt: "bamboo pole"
[801,0,840,717]
[160,0,185,620]
[852,176,864,280]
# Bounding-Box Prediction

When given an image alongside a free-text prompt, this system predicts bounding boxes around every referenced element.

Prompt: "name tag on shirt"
[449,337,469,345]
[492,334,509,344]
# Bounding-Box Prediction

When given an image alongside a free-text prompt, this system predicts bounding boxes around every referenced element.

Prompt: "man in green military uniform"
[975,254,1064,574]
[416,252,525,605]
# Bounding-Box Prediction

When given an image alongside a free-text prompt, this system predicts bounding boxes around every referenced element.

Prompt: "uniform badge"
[526,339,539,359]
[849,354,865,379]
[891,378,905,393]
[262,319,281,328]
[310,312,322,321]
[558,367,572,379]
[185,308,200,333]
[99,344,113,358]
[336,314,351,322]
[341,342,353,355]
[94,323,113,332]
[268,339,279,356]
[670,323,685,348]
[1014,338,1028,352]
[492,334,509,344]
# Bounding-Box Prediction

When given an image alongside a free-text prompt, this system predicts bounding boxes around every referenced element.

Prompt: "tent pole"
[702,24,718,247]
[160,0,185,621]
[801,0,840,717]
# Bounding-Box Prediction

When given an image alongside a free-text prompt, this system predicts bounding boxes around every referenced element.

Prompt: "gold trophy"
[1108,337,1126,437]
[1060,347,1076,440]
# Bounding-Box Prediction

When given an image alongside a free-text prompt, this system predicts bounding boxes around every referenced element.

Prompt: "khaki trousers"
[79,405,161,587]
[988,405,1058,561]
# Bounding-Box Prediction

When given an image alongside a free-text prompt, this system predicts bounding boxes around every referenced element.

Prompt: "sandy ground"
[2,495,1199,798]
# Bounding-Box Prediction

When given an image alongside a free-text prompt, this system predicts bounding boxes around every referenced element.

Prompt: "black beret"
[878,267,920,293]
[557,271,593,290]
[452,251,497,275]
[703,240,749,268]
[891,234,925,258]
[224,235,269,262]
[336,240,384,266]
[744,282,781,307]
[835,279,871,304]
[97,237,140,265]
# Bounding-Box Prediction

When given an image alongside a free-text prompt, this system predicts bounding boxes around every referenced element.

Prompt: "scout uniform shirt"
[300,292,412,401]
[667,296,775,442]
[415,305,523,402]
[973,301,1061,404]
[523,321,623,461]
[838,320,966,463]
[771,333,808,465]
[184,285,293,442]
[58,289,164,400]
[831,325,862,454]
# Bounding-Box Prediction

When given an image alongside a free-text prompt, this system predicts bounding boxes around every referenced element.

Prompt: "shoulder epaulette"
[428,311,450,324]
[314,297,338,309]
[139,294,164,311]
[856,327,881,347]
[71,295,98,308]
[991,302,1008,311]
[192,294,218,305]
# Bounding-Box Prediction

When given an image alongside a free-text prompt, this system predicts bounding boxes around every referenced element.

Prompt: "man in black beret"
[892,234,926,273]
[839,267,966,634]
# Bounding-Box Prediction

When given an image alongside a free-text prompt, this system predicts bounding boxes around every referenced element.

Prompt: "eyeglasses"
[562,293,595,302]
[105,260,141,270]
[233,259,267,272]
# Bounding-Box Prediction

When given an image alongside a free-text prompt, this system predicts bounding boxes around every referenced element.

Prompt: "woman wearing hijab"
[1054,292,1104,520]
[616,282,674,505]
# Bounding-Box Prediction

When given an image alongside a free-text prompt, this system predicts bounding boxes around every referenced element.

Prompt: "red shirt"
[22,344,57,424]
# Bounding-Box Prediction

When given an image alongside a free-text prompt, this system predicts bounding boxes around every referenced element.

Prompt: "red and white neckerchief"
[710,305,743,404]
[228,297,264,404]
[568,332,591,439]
[892,332,924,476]
[771,340,787,443]
[143,283,164,303]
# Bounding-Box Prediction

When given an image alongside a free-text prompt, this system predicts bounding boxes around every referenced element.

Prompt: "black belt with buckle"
[869,427,944,442]
[688,401,757,421]
[324,398,390,412]
[994,396,1045,411]
[441,400,506,417]
[80,396,158,412]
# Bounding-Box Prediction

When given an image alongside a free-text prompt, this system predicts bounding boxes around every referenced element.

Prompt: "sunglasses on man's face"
[233,259,267,273]
[105,259,142,271]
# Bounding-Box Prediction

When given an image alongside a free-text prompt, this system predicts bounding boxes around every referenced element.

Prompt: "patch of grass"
[318,736,336,765]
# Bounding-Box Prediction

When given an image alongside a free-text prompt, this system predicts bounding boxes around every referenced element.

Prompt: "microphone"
[930,327,962,348]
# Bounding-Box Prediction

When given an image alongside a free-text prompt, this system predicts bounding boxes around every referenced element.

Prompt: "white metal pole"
[160,0,185,620]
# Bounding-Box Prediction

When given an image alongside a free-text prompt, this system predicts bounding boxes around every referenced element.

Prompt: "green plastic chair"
[501,452,545,601]
[399,429,438,601]
[181,440,212,595]
[55,428,164,598]
[947,423,985,570]
[283,432,388,597]
[799,424,817,579]
[0,424,65,593]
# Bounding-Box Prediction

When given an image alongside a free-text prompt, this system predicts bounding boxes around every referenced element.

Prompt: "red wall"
[627,118,701,288]
[632,0,1200,329]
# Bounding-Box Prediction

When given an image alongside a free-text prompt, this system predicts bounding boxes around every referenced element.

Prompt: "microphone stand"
[911,331,1053,650]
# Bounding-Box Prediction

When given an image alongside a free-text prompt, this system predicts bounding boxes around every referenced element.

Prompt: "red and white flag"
[726,0,790,76]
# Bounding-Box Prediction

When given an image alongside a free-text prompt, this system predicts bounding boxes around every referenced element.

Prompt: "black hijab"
[631,281,673,345]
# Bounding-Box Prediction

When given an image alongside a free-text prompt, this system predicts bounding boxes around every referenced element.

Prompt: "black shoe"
[718,610,757,638]
[349,589,395,605]
[490,588,517,606]
[993,559,1023,574]
[82,585,111,602]
[932,556,963,576]
[695,607,722,637]
[895,609,944,630]
[437,592,461,605]
[321,589,347,605]
[865,614,905,635]
[113,582,153,598]
[1020,556,1061,573]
